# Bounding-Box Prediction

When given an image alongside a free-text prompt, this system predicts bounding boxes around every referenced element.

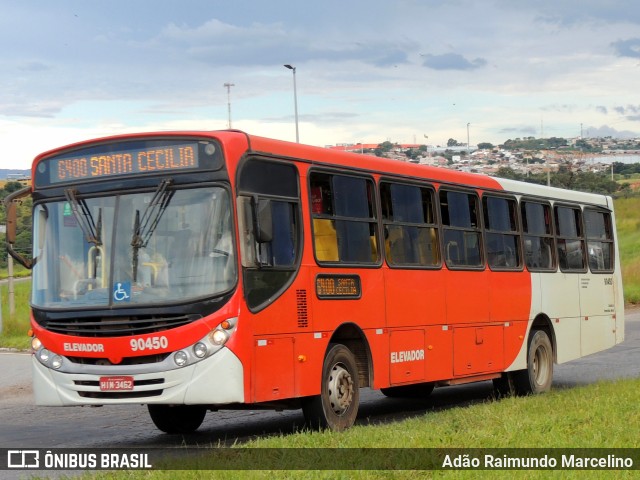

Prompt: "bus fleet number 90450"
[130,336,169,352]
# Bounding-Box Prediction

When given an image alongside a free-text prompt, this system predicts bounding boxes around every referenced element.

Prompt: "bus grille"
[77,390,163,399]
[45,313,201,337]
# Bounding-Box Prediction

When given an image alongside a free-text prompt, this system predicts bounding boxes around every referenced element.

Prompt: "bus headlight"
[38,348,50,363]
[32,337,42,351]
[193,342,207,358]
[210,329,228,346]
[174,351,188,367]
[169,318,237,369]
[51,355,63,370]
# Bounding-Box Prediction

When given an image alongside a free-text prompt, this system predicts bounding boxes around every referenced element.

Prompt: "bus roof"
[32,129,611,207]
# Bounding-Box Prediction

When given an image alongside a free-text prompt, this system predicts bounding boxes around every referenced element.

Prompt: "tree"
[477,142,494,150]
[495,167,525,181]
[374,141,398,157]
[447,138,461,147]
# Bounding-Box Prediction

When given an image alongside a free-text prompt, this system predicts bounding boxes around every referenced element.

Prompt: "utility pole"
[8,255,14,316]
[466,123,470,153]
[224,83,235,129]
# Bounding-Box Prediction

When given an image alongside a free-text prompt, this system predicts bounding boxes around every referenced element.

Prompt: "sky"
[2,0,640,169]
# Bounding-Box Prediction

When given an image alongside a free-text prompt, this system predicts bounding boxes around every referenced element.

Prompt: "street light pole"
[466,123,470,154]
[284,64,299,143]
[224,83,235,129]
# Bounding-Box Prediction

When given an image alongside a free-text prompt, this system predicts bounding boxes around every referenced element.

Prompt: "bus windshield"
[31,186,236,309]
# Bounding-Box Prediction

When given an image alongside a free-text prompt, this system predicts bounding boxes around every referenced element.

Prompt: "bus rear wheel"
[148,404,207,434]
[513,329,553,395]
[302,343,360,431]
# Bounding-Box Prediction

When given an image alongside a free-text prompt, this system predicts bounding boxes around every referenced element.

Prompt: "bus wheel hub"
[327,364,353,416]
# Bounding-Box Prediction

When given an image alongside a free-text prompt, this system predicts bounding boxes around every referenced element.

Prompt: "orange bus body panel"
[231,133,533,400]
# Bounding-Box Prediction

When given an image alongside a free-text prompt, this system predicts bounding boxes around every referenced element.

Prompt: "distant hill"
[0,169,30,180]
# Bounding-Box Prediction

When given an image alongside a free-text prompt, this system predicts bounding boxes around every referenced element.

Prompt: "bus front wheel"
[148,404,207,434]
[302,343,360,431]
[513,329,553,395]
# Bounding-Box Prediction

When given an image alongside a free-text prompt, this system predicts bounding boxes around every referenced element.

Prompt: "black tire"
[380,382,435,398]
[513,329,553,395]
[148,404,207,434]
[302,343,360,431]
[492,372,516,398]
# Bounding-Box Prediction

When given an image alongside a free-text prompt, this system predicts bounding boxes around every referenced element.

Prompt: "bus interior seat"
[446,240,459,265]
[313,218,338,262]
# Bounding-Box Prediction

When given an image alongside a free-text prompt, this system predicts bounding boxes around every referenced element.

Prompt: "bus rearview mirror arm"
[4,185,33,269]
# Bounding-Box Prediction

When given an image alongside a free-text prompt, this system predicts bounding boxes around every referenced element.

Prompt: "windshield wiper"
[65,189,102,246]
[131,180,174,282]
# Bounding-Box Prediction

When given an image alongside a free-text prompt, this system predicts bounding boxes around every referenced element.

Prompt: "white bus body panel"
[32,347,245,407]
[494,178,625,371]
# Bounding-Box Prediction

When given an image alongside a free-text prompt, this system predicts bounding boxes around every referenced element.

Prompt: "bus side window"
[440,189,482,269]
[483,195,521,270]
[555,205,586,272]
[522,200,555,271]
[380,182,439,268]
[584,208,614,272]
[311,185,339,261]
[310,172,378,265]
[266,200,297,267]
[236,158,301,311]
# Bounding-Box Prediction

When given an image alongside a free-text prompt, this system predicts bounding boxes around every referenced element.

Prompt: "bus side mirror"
[4,186,33,269]
[254,197,273,243]
[6,201,17,243]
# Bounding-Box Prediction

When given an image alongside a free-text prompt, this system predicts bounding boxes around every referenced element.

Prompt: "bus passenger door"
[579,272,617,357]
[580,208,619,356]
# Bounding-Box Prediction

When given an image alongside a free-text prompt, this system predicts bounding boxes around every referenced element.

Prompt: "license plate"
[99,376,134,391]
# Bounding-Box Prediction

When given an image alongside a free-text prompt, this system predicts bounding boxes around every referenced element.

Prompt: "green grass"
[0,263,31,280]
[74,379,640,479]
[0,279,31,349]
[614,196,640,304]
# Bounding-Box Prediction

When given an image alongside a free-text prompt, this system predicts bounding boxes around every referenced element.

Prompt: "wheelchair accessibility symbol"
[113,282,131,302]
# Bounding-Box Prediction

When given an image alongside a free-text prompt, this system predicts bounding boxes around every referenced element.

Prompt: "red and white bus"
[6,130,624,433]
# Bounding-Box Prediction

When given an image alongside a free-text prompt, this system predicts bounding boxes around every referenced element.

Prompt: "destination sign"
[48,143,199,184]
[32,138,227,188]
[315,274,361,299]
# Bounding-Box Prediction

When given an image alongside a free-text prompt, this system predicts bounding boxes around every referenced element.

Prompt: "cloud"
[17,61,51,72]
[498,126,538,137]
[541,104,578,113]
[421,53,487,71]
[585,125,638,137]
[0,100,65,118]
[157,19,411,68]
[261,111,360,125]
[505,0,640,26]
[596,106,608,115]
[612,105,640,115]
[611,38,640,58]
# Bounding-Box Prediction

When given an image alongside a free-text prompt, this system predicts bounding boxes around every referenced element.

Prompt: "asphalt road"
[1,308,638,449]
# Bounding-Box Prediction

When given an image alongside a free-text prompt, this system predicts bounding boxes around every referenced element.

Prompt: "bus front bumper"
[31,347,245,407]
